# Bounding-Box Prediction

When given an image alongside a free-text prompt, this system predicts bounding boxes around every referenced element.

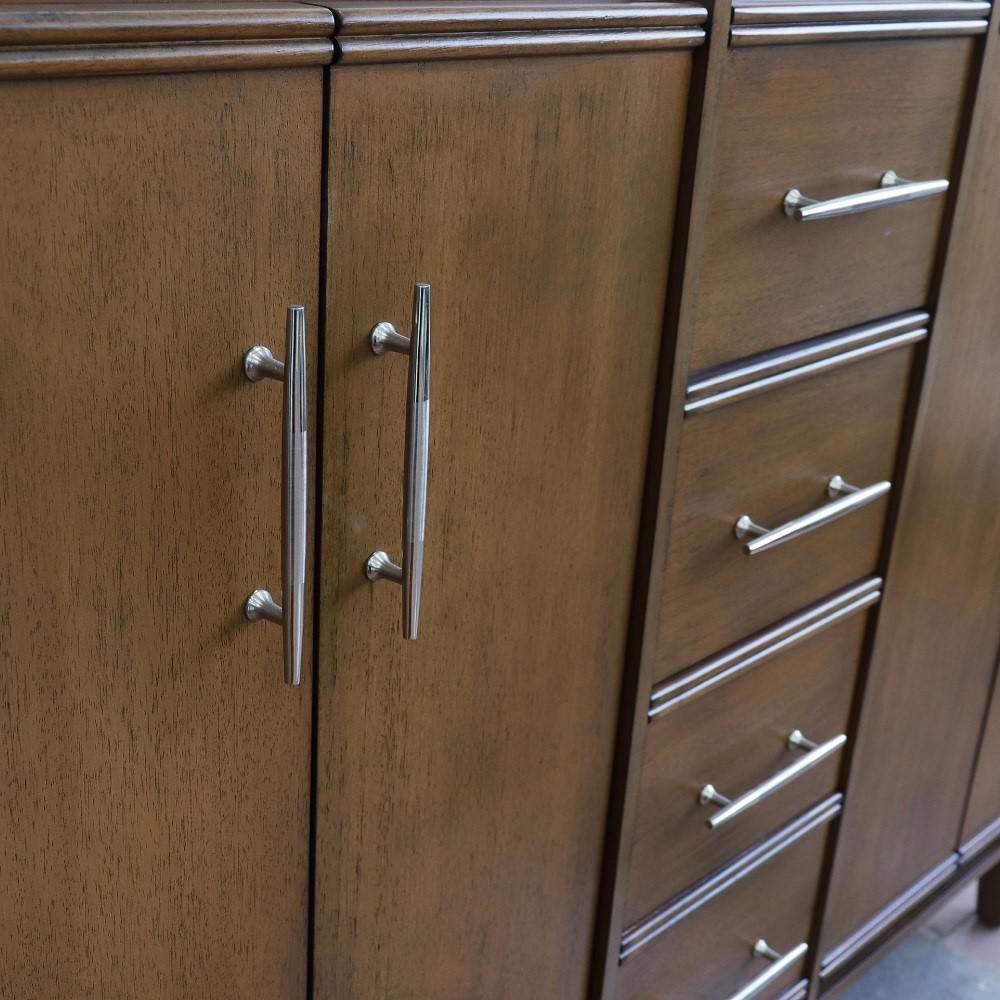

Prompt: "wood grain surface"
[691,37,974,371]
[314,52,693,1000]
[816,25,1000,969]
[623,608,866,925]
[616,799,838,1000]
[0,69,322,1000]
[657,344,915,680]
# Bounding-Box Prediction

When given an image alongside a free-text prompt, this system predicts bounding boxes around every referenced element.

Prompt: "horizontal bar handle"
[699,730,848,830]
[784,170,948,221]
[734,475,890,556]
[725,940,809,1000]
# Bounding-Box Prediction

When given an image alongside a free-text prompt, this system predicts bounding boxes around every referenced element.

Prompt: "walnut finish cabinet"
[2,3,1000,1000]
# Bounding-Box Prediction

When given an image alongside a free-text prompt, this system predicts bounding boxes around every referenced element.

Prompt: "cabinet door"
[816,39,1000,974]
[314,40,695,1000]
[0,70,322,999]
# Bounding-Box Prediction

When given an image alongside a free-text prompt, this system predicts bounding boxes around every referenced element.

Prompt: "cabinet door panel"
[315,53,692,1000]
[817,44,1000,968]
[0,70,321,1000]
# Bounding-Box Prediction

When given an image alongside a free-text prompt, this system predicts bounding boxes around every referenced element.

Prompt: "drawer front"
[623,583,874,925]
[691,36,974,371]
[616,799,837,1000]
[657,343,914,680]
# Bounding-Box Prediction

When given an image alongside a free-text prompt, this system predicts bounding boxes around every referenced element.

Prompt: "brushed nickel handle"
[366,283,431,640]
[243,305,308,686]
[725,940,809,1000]
[784,170,948,221]
[699,730,847,830]
[734,475,890,556]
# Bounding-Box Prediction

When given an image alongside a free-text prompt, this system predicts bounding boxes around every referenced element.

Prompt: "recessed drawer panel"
[616,797,838,1000]
[623,579,876,925]
[691,36,975,370]
[657,339,916,681]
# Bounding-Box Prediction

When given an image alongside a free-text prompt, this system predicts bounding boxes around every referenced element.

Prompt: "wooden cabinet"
[5,3,1000,999]
[0,12,331,997]
[311,10,703,998]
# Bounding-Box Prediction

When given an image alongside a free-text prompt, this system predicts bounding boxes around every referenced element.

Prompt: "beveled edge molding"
[685,312,929,415]
[731,16,987,42]
[649,577,882,720]
[620,794,843,961]
[732,0,990,24]
[959,813,1000,864]
[0,3,335,45]
[0,38,335,79]
[819,854,959,980]
[335,26,706,63]
[333,1,709,35]
[326,1,708,62]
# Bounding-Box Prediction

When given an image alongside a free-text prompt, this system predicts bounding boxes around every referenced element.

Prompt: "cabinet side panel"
[817,42,1000,960]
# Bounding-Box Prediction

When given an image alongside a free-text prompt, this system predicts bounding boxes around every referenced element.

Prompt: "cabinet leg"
[977,862,1000,927]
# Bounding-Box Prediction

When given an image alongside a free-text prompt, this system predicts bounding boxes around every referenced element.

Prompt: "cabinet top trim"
[731,16,987,41]
[0,3,335,44]
[331,2,708,35]
[327,2,707,62]
[0,3,336,78]
[731,0,988,41]
[732,0,990,24]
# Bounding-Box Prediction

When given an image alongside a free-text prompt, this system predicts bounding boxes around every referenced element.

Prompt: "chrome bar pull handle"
[243,305,308,687]
[699,730,847,830]
[724,940,809,1000]
[784,170,948,222]
[734,475,890,556]
[366,283,431,641]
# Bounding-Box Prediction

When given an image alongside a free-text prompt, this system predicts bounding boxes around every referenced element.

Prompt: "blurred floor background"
[839,884,1000,998]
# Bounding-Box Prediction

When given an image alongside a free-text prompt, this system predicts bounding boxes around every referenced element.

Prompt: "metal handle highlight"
[784,170,948,222]
[366,283,431,640]
[724,940,809,1000]
[243,305,308,686]
[699,730,847,830]
[734,475,890,556]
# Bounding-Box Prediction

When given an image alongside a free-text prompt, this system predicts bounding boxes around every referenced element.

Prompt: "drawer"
[623,578,877,925]
[616,797,838,1000]
[658,336,916,680]
[691,34,975,371]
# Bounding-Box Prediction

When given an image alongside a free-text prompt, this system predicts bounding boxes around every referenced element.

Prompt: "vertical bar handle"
[242,305,308,686]
[366,284,431,640]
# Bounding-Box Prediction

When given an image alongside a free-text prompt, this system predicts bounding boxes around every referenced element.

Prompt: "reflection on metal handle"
[242,305,308,686]
[724,940,809,1000]
[699,730,847,830]
[784,170,948,221]
[734,475,890,556]
[366,284,431,640]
